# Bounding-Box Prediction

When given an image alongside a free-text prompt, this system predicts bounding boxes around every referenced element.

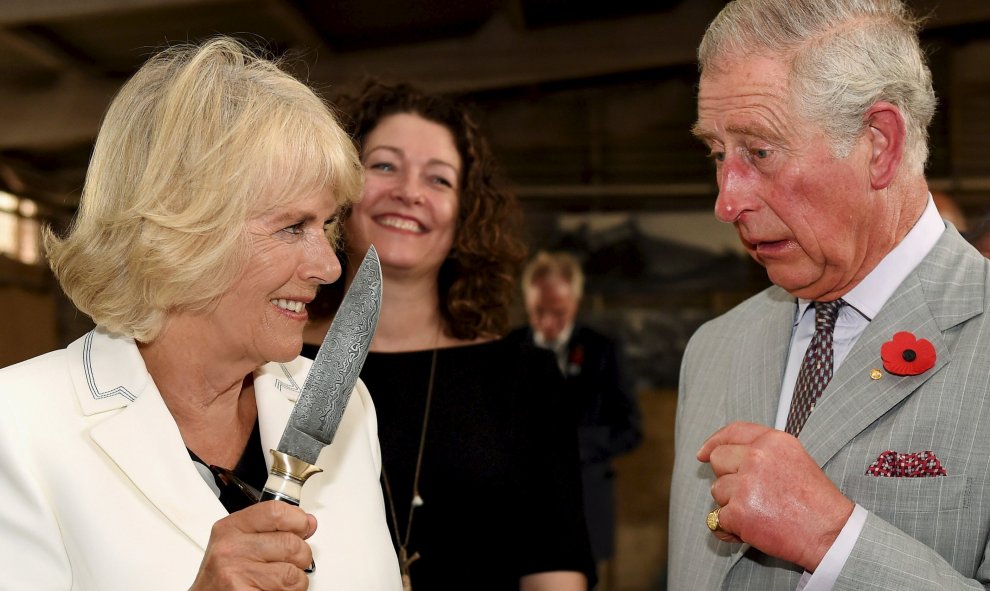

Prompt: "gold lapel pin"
[870,368,883,380]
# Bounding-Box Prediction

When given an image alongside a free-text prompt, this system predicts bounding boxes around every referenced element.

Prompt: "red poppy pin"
[566,345,584,376]
[568,345,584,367]
[880,331,936,376]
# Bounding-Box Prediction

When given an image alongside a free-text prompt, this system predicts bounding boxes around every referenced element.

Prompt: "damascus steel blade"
[277,245,382,465]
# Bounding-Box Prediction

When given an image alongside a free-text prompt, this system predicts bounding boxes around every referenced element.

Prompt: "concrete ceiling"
[2,0,990,218]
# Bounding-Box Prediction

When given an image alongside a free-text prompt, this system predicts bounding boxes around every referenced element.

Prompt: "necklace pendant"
[412,494,424,507]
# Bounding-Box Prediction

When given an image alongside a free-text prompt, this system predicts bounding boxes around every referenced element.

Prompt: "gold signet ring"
[706,507,722,532]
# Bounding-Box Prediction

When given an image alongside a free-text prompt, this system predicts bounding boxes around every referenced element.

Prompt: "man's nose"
[713,157,756,223]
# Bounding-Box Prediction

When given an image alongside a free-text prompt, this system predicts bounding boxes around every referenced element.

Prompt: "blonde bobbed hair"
[699,0,936,175]
[45,37,362,342]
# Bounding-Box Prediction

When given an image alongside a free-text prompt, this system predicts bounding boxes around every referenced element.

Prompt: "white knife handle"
[259,449,323,506]
[260,450,323,574]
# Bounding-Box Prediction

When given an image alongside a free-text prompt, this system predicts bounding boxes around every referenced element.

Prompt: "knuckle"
[266,500,298,530]
[209,518,229,538]
[207,535,237,562]
[276,531,312,563]
[265,499,287,520]
[280,531,304,554]
[278,563,305,589]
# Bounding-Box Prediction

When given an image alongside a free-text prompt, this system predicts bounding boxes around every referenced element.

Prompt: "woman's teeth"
[272,299,304,313]
[378,216,422,232]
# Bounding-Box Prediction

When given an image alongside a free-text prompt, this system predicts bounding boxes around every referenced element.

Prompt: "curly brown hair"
[314,80,527,340]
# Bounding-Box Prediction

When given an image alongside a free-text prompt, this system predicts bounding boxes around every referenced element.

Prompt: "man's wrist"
[804,498,856,572]
[798,504,869,591]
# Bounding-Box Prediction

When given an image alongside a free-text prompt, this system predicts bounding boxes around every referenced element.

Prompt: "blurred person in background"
[965,210,990,259]
[0,37,400,590]
[303,81,595,591]
[931,190,968,233]
[507,250,642,591]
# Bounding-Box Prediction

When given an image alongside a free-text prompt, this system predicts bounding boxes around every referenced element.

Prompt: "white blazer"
[0,328,401,590]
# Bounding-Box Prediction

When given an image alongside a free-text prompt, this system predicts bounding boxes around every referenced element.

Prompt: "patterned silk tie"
[785,299,844,436]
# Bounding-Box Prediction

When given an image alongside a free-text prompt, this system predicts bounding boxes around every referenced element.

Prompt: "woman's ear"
[864,101,906,190]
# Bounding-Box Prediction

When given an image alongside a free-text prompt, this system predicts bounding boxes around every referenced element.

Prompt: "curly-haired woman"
[303,81,595,591]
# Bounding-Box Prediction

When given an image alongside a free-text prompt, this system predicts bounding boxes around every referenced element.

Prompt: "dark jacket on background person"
[507,324,642,560]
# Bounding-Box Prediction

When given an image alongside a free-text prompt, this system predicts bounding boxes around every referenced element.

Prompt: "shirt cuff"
[796,504,868,591]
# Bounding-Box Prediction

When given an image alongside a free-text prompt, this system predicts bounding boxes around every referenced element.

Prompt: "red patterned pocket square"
[866,450,947,477]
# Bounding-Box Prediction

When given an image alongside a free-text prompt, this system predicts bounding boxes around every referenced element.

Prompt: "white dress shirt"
[533,323,575,373]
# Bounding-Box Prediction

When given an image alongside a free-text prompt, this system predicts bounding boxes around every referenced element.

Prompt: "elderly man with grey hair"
[669,0,990,589]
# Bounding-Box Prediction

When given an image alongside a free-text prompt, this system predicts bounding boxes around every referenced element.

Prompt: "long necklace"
[381,344,438,591]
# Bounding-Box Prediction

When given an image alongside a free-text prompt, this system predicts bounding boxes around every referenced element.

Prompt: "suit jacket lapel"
[727,287,796,428]
[254,361,304,471]
[798,229,985,467]
[720,289,796,570]
[89,383,225,550]
[77,331,224,550]
[72,330,312,552]
[718,229,984,585]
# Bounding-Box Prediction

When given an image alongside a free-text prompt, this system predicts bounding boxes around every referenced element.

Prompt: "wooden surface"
[610,388,676,591]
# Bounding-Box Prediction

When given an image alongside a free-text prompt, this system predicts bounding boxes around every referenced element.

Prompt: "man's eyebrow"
[690,122,715,142]
[689,121,784,145]
[727,122,784,143]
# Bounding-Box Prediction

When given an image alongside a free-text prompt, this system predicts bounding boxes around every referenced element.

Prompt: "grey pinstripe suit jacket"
[668,227,990,590]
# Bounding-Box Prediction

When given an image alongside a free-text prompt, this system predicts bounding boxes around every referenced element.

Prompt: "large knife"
[260,244,382,506]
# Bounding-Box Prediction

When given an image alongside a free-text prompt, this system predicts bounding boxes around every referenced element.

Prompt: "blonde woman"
[0,38,399,590]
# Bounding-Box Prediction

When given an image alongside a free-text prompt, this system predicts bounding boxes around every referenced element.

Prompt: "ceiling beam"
[0,73,117,150]
[920,0,990,28]
[308,0,727,94]
[0,0,236,25]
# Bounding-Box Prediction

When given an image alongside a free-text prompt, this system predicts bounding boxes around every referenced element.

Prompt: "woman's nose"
[391,171,425,205]
[303,237,342,285]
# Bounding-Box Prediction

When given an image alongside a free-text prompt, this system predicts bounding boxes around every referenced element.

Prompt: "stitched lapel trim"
[77,329,306,550]
[69,329,144,416]
[255,358,305,471]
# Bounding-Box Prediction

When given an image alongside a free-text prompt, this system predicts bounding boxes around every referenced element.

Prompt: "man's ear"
[864,101,906,190]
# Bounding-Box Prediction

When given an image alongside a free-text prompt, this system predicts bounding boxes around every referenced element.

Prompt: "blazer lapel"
[254,360,304,472]
[89,383,225,550]
[727,287,796,428]
[798,273,946,465]
[720,229,984,584]
[798,229,985,467]
[73,332,317,552]
[73,329,225,550]
[721,289,795,570]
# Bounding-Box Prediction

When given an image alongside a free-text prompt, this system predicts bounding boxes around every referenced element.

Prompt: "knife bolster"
[261,449,324,505]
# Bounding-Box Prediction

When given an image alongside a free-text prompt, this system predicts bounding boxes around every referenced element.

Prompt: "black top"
[188,418,268,513]
[310,338,595,589]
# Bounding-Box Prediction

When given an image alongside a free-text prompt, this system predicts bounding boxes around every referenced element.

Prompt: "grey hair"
[699,0,936,174]
[522,250,585,300]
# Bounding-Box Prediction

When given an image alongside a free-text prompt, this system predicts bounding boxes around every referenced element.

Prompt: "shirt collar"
[796,193,944,322]
[533,323,575,351]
